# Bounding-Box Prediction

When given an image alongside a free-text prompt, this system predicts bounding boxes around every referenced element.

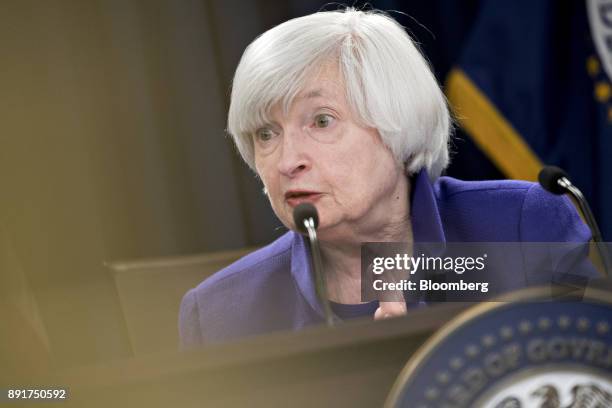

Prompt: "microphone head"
[538,165,569,195]
[292,203,319,234]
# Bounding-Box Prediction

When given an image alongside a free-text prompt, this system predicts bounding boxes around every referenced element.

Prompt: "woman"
[179,9,594,347]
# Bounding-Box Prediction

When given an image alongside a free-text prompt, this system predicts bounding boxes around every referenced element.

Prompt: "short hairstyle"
[227,8,451,178]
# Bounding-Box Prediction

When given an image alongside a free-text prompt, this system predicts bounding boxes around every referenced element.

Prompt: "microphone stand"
[303,218,336,326]
[557,177,611,277]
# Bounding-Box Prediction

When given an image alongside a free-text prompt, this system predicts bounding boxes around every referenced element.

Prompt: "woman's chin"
[284,211,349,242]
[315,223,356,244]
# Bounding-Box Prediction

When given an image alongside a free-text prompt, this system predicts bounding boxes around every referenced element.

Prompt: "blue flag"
[446,0,612,239]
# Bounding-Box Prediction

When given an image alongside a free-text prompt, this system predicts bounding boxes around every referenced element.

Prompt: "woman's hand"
[374,301,407,320]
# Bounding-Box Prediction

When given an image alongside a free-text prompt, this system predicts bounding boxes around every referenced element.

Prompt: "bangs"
[235,52,341,137]
[235,67,312,138]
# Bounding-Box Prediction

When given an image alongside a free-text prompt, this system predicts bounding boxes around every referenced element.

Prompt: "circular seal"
[385,287,612,408]
[588,0,612,81]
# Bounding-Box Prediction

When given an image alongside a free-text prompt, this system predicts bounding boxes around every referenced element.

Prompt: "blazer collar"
[410,168,446,244]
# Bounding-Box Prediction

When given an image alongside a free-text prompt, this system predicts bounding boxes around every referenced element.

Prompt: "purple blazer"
[179,170,596,347]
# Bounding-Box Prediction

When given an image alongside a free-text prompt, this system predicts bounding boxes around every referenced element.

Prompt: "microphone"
[538,165,610,276]
[293,203,336,326]
[293,203,319,233]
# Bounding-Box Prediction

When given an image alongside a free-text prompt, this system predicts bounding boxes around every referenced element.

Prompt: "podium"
[52,303,470,408]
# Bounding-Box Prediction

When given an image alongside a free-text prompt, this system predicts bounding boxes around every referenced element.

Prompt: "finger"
[374,301,407,320]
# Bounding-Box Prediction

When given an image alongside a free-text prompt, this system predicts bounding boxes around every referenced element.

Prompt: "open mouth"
[284,191,322,206]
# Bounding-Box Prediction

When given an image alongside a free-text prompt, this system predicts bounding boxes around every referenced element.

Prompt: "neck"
[321,178,413,303]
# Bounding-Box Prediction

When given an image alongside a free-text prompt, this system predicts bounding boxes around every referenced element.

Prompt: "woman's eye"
[314,114,334,128]
[255,128,274,142]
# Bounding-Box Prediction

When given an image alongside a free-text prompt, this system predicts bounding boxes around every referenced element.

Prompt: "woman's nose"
[277,129,310,177]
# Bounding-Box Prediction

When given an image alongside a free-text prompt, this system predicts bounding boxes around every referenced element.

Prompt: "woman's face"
[253,63,408,242]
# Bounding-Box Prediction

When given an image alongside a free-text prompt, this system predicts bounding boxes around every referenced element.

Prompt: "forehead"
[273,63,346,116]
[299,62,344,100]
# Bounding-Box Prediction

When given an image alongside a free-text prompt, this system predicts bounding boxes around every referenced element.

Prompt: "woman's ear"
[255,172,268,196]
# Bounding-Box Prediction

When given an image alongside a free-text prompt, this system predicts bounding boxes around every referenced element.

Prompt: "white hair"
[227,8,450,178]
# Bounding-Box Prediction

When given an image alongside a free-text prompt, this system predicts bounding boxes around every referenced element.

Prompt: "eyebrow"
[302,89,325,99]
